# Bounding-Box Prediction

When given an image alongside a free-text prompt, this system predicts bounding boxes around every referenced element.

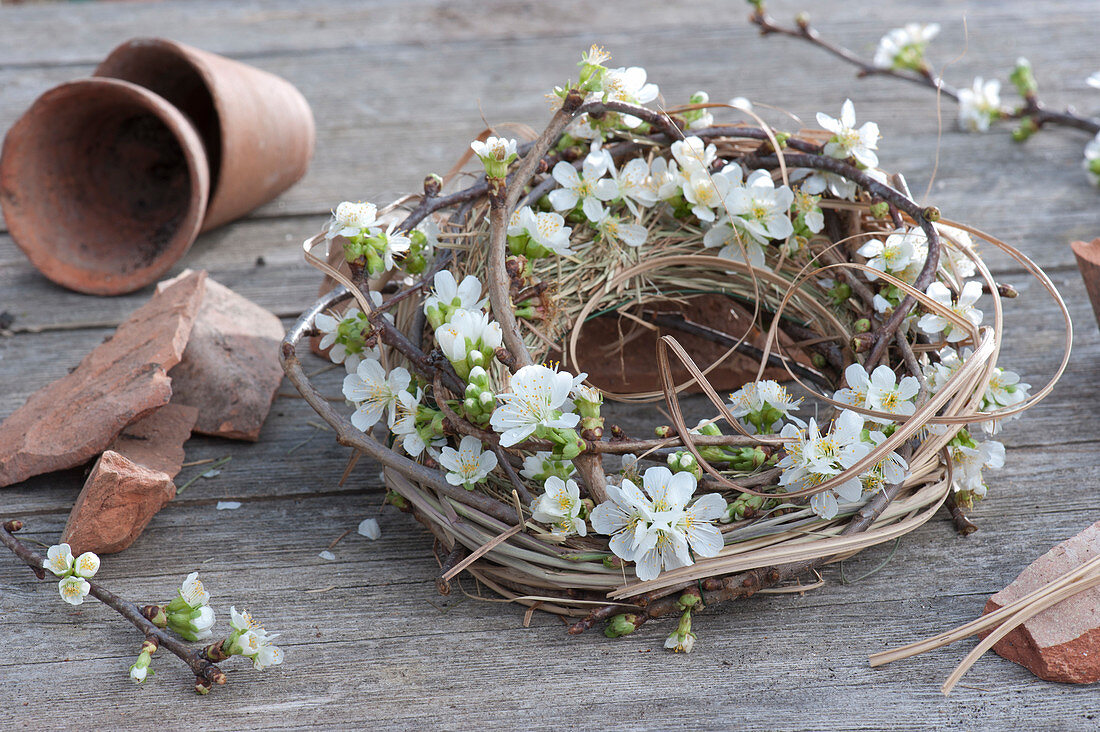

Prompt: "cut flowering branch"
[749,5,1100,137]
[0,521,227,691]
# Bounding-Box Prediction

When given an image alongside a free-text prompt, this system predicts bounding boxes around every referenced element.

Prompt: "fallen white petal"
[216,501,241,510]
[318,550,336,561]
[358,518,381,540]
[202,469,221,479]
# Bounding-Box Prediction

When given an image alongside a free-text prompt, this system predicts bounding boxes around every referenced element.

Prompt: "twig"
[0,521,226,689]
[749,7,1100,136]
[944,492,979,536]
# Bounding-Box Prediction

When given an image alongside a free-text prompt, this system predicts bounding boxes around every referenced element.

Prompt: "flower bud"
[605,613,639,638]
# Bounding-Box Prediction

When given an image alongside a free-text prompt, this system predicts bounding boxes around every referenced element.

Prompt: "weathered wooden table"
[2,0,1098,728]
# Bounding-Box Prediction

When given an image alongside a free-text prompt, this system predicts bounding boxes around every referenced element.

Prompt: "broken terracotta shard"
[0,270,206,487]
[158,270,285,441]
[983,520,1100,684]
[105,402,198,478]
[61,450,176,555]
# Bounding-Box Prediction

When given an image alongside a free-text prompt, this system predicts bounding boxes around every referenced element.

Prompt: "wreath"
[284,46,1068,650]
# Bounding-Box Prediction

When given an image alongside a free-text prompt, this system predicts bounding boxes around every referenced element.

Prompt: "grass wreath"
[282,46,1069,649]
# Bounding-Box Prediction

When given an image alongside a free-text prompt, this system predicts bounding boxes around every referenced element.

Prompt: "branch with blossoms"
[0,521,283,694]
[290,42,1055,651]
[747,0,1100,187]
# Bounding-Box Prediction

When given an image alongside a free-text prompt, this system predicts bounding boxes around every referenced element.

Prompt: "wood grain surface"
[1,1,1099,728]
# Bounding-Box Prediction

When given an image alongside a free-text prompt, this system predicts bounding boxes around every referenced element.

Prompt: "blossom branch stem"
[944,492,979,536]
[0,520,226,689]
[749,7,1100,136]
[486,180,531,368]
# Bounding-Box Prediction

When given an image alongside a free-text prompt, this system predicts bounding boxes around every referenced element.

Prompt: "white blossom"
[778,411,871,520]
[590,467,724,581]
[589,201,648,248]
[728,380,805,433]
[601,66,659,126]
[343,359,411,431]
[229,607,285,671]
[43,543,74,577]
[1088,71,1100,89]
[873,23,940,71]
[792,188,825,234]
[723,169,794,243]
[817,99,880,168]
[525,209,576,256]
[470,136,518,164]
[729,96,753,112]
[794,168,858,201]
[489,365,579,446]
[858,228,920,280]
[58,575,90,605]
[326,201,378,240]
[73,551,100,579]
[958,77,1002,133]
[424,270,486,315]
[601,157,658,215]
[438,435,498,489]
[646,156,685,201]
[681,164,742,223]
[179,571,210,608]
[548,145,613,220]
[531,476,587,536]
[670,136,717,176]
[434,308,504,366]
[703,219,766,268]
[390,388,431,457]
[917,281,984,343]
[866,364,920,422]
[375,222,411,271]
[951,439,1005,498]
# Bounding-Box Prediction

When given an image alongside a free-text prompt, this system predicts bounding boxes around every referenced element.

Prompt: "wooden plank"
[1,0,1099,259]
[3,0,1100,728]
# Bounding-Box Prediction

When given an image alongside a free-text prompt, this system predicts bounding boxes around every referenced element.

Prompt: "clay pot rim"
[96,38,229,201]
[0,77,210,296]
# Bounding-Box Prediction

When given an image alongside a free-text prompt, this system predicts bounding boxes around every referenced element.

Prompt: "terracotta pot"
[95,38,315,231]
[0,78,210,295]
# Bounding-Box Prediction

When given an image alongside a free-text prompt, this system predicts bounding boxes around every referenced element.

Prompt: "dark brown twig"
[944,492,979,536]
[749,7,1100,136]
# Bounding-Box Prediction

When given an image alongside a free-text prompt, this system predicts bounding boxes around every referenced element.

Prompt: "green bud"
[854,318,871,333]
[605,613,639,638]
[811,353,827,369]
[828,281,852,306]
[774,131,790,148]
[385,490,409,511]
[1089,158,1100,177]
[1009,57,1038,98]
[869,201,890,219]
[1012,117,1039,142]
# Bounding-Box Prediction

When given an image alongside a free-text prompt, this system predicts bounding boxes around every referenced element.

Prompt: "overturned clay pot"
[96,37,315,231]
[0,78,210,295]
